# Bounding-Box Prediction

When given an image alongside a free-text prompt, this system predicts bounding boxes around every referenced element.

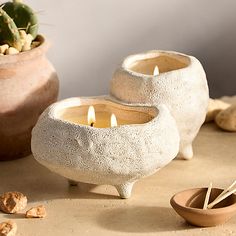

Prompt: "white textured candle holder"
[31,96,180,198]
[110,50,209,160]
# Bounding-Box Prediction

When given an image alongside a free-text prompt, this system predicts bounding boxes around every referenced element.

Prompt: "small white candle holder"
[31,96,179,198]
[110,50,209,160]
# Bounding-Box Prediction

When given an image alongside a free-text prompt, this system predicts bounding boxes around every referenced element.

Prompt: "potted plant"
[0,0,59,161]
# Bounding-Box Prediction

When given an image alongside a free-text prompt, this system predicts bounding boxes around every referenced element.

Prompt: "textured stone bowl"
[31,96,180,198]
[110,50,209,160]
[170,187,236,227]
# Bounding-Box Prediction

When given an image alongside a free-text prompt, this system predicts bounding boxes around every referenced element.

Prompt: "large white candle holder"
[110,50,209,160]
[31,96,179,198]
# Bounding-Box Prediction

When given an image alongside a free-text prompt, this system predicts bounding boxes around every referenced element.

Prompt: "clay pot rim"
[121,50,197,79]
[170,187,236,215]
[47,96,167,130]
[0,35,49,65]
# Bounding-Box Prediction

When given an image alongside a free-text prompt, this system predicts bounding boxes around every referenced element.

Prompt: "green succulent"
[0,0,38,50]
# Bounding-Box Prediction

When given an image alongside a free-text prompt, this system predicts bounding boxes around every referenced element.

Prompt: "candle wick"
[90,122,94,127]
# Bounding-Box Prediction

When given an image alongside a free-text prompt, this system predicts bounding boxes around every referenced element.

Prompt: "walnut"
[0,192,27,214]
[26,205,46,218]
[0,221,17,236]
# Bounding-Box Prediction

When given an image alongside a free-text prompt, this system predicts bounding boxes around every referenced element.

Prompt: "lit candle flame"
[87,105,96,127]
[153,65,159,76]
[111,113,118,127]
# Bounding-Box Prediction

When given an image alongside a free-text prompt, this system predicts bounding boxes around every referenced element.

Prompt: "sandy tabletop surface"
[0,97,235,236]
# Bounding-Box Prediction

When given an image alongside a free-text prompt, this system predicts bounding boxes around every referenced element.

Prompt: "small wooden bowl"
[170,188,236,227]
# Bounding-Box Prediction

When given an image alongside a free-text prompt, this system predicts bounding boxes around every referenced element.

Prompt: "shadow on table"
[0,155,120,202]
[2,213,25,220]
[96,206,193,233]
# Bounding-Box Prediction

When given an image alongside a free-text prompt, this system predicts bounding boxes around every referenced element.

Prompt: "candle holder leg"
[115,182,135,199]
[68,179,78,186]
[178,144,193,160]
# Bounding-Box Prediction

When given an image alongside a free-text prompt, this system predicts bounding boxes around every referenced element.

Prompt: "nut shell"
[0,221,17,236]
[26,205,46,218]
[0,192,27,214]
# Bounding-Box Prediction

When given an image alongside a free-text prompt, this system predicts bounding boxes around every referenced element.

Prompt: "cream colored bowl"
[110,50,209,160]
[31,96,180,198]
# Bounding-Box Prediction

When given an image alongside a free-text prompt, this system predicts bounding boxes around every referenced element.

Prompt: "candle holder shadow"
[31,96,180,199]
[170,188,236,227]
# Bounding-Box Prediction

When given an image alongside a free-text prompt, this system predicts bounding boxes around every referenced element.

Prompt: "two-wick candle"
[87,105,117,128]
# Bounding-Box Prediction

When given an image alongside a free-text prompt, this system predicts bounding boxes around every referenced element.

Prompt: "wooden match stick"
[203,182,212,210]
[211,180,236,204]
[208,187,236,209]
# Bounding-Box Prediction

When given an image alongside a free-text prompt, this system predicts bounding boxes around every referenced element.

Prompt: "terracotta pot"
[170,187,236,227]
[110,50,209,160]
[0,35,59,161]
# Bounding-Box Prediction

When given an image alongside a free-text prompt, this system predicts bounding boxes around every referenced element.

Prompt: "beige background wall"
[29,0,236,98]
